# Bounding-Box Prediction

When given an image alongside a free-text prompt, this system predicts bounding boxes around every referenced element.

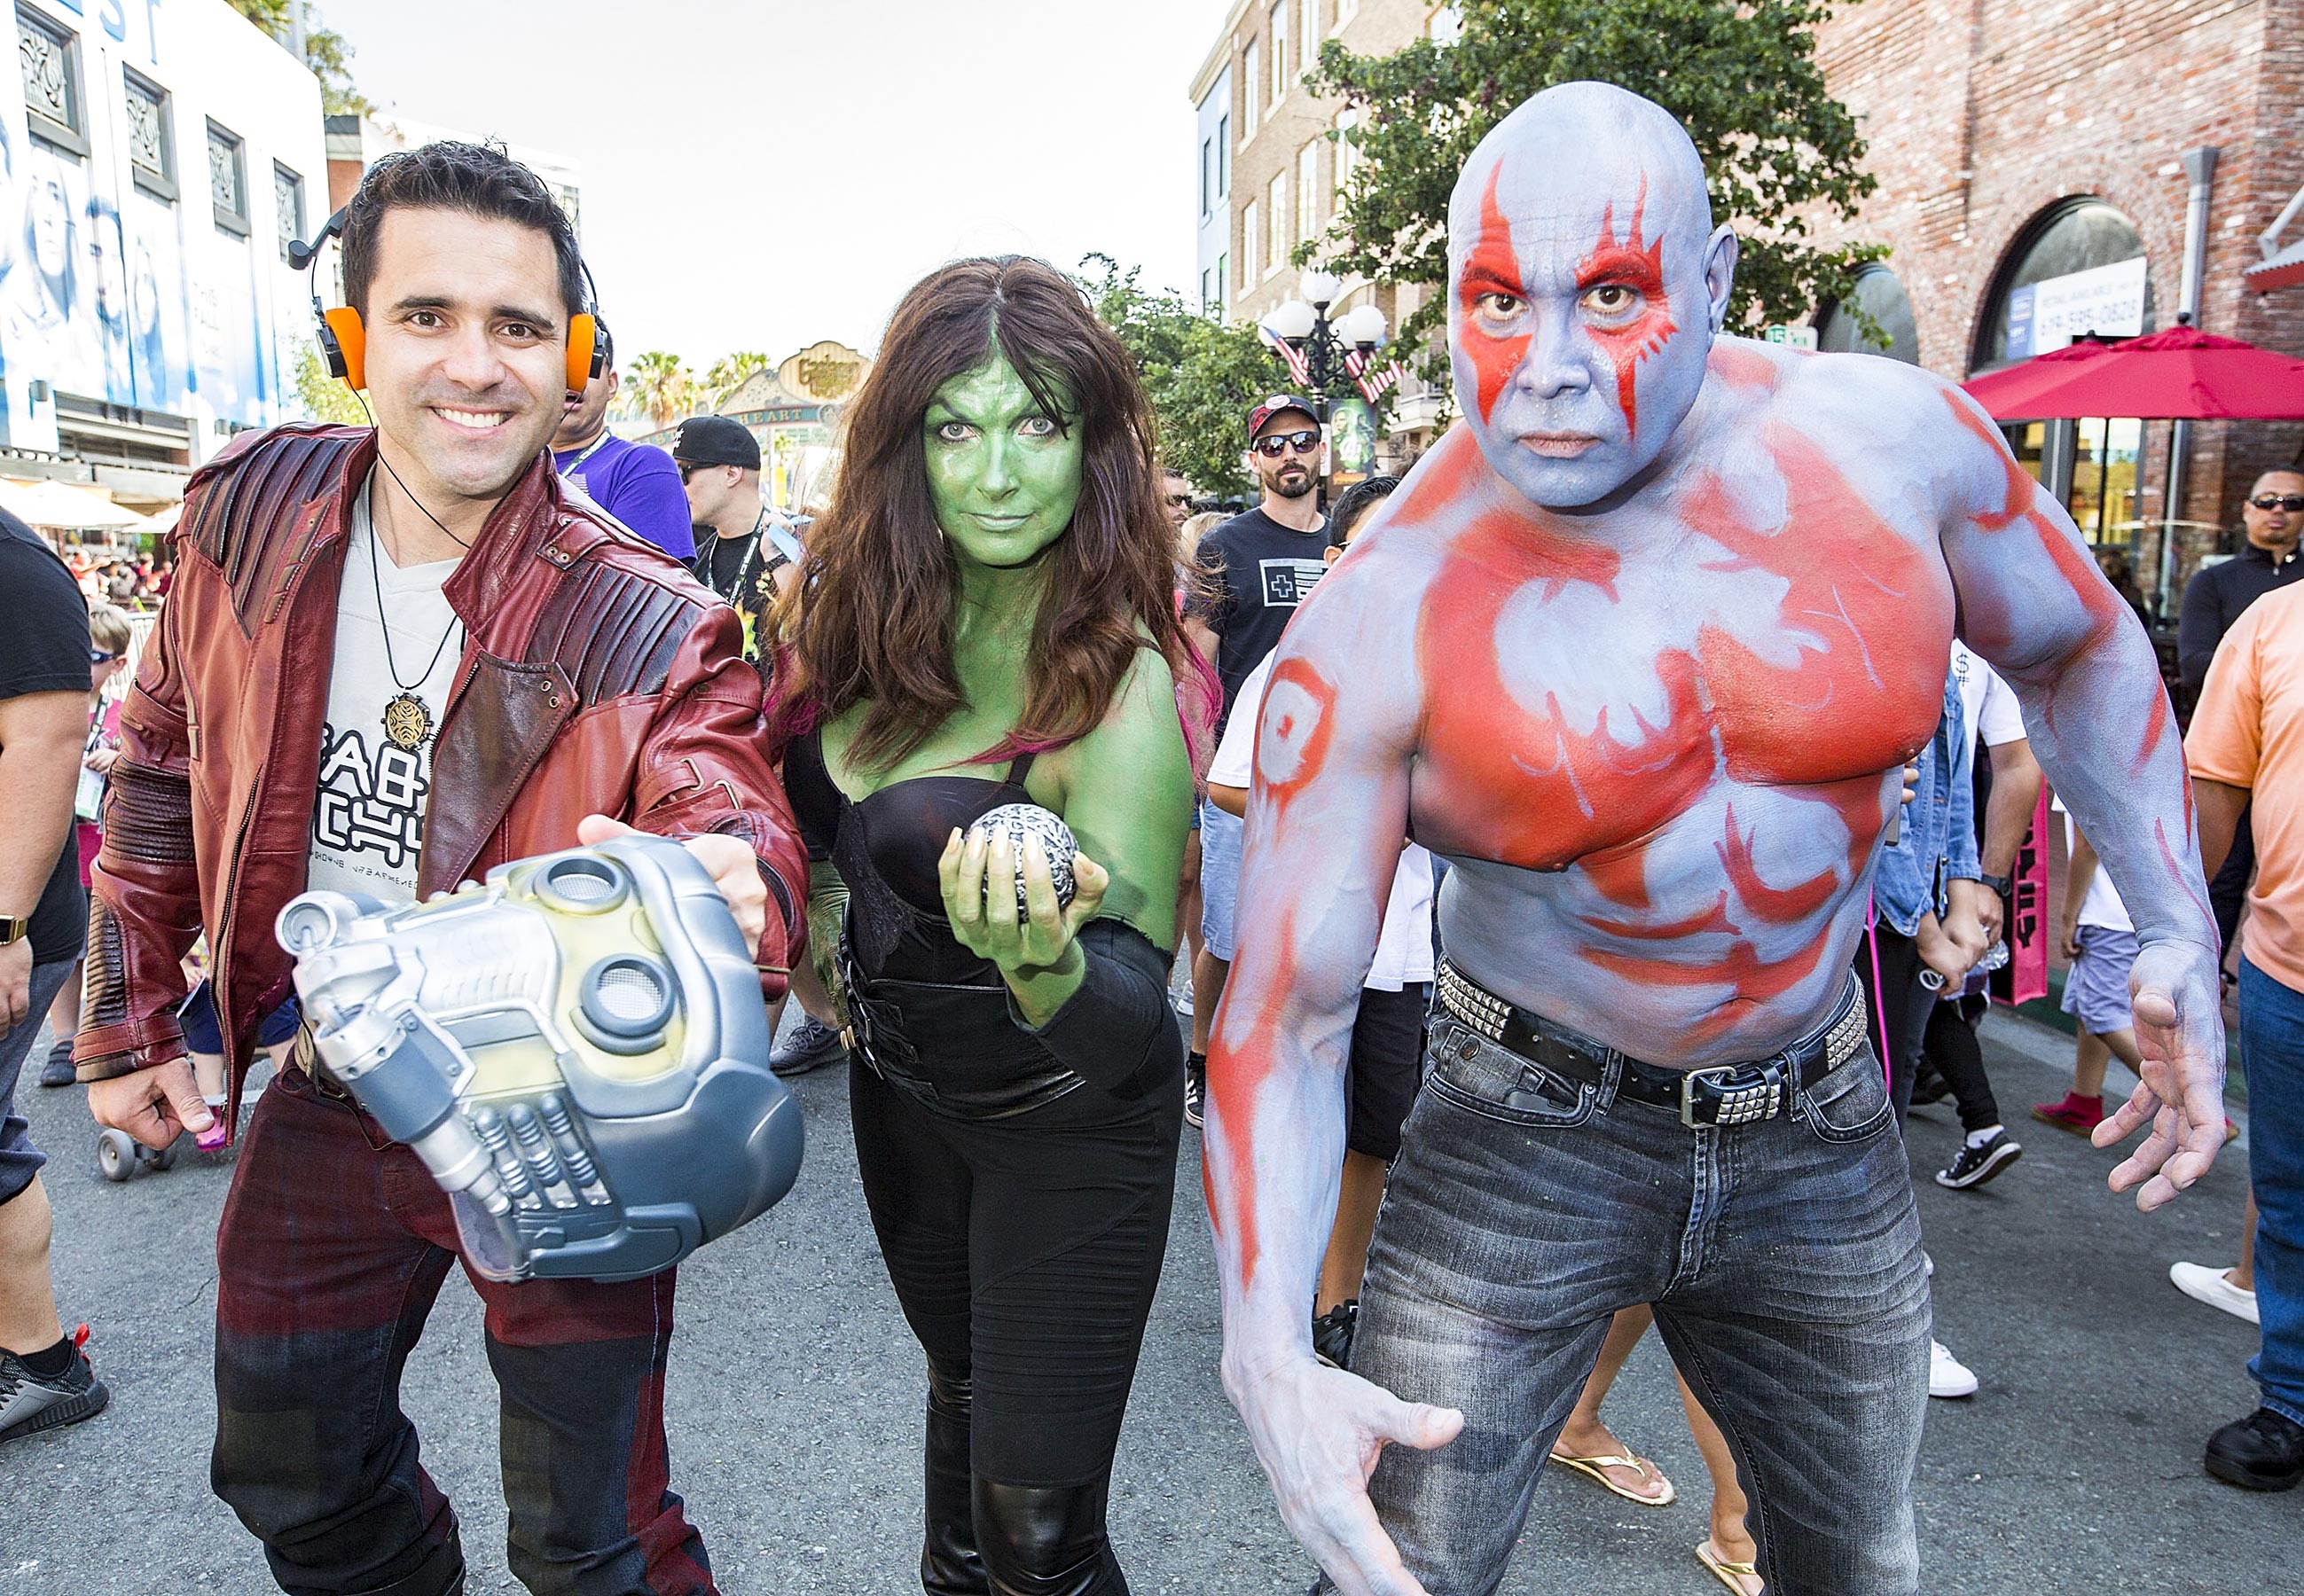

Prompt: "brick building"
[1187,0,2304,593]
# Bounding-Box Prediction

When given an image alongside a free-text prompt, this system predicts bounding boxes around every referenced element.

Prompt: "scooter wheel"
[96,1130,136,1182]
[152,1137,183,1172]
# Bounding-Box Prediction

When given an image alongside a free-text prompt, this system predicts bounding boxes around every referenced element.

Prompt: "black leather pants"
[919,1374,1127,1596]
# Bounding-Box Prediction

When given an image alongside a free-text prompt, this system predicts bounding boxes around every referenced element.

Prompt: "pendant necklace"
[370,507,463,753]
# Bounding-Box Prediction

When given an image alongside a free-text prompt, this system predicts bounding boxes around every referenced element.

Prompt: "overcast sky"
[315,0,1235,370]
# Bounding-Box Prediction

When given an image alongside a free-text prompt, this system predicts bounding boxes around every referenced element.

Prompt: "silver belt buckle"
[1681,1063,1783,1129]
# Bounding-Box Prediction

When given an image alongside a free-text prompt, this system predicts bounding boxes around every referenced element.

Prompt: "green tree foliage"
[1077,254,1278,503]
[293,345,368,426]
[701,351,774,408]
[1307,0,1885,361]
[223,0,294,32]
[224,3,372,116]
[623,350,698,429]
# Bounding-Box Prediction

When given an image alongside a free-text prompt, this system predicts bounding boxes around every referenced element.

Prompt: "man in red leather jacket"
[74,143,804,1596]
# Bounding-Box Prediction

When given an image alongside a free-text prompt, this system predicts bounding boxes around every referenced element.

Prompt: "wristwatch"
[1977,872,2014,897]
[0,915,29,946]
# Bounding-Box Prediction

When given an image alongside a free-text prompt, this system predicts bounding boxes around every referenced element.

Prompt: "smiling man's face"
[360,206,569,507]
[1446,83,1735,509]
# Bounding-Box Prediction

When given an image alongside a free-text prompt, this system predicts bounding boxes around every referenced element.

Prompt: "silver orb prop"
[972,803,1078,912]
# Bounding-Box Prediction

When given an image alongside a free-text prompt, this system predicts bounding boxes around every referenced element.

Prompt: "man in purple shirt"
[551,327,695,559]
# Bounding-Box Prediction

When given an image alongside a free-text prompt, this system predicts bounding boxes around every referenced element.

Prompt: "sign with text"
[2004,256,2148,360]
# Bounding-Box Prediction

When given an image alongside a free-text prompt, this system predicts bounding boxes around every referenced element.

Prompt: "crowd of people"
[0,85,2295,1596]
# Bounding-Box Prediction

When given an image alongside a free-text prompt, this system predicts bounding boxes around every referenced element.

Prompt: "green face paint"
[923,354,1083,572]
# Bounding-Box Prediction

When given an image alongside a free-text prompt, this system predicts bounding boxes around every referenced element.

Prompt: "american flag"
[1344,348,1407,405]
[1257,322,1313,387]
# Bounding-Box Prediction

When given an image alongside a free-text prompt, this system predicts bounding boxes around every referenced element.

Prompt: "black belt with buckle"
[1434,959,1870,1128]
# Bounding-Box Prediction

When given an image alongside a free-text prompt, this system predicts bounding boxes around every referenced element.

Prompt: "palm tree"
[623,350,696,429]
[702,351,773,408]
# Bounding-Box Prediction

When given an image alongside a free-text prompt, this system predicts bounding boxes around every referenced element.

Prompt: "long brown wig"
[771,255,1215,775]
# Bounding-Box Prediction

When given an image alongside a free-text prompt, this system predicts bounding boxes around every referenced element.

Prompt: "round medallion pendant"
[381,692,434,752]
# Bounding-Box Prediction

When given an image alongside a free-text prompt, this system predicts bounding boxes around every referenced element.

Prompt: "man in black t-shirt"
[1179,395,1329,1125]
[0,508,108,1447]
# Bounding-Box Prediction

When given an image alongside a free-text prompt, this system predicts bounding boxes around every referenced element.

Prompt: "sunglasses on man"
[1253,430,1321,458]
[90,648,116,663]
[2250,493,2304,512]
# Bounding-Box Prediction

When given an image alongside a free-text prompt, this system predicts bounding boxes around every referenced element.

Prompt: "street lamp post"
[1264,268,1388,501]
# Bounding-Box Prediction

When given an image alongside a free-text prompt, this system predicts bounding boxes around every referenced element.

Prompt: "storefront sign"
[777,340,868,403]
[2004,256,2148,359]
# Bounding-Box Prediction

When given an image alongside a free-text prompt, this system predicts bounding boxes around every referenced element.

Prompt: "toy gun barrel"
[313,999,512,1221]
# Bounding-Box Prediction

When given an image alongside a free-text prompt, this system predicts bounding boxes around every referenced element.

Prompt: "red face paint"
[1460,164,1533,425]
[1574,181,1677,440]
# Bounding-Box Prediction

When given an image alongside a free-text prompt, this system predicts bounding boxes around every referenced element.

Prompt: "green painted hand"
[938,825,1110,1022]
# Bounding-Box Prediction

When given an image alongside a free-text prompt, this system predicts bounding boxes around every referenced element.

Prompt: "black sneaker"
[1183,1053,1206,1130]
[0,1326,109,1447]
[1313,1300,1359,1370]
[1935,1129,2023,1191]
[2206,1407,2304,1491]
[769,1014,845,1078]
[38,1035,76,1088]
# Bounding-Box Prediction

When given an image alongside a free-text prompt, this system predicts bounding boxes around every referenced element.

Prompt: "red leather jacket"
[74,424,807,1137]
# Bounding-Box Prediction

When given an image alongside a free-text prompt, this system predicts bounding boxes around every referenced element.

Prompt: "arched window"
[1814,265,1920,365]
[1973,198,2154,372]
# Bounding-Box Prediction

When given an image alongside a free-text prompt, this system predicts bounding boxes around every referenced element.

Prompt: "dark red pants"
[212,1068,715,1596]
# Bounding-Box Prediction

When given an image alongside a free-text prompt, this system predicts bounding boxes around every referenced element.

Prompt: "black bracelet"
[1977,872,2014,896]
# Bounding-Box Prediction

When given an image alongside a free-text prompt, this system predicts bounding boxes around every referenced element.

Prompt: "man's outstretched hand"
[88,1057,213,1150]
[2094,938,2228,1210]
[576,815,766,953]
[1224,1352,1463,1596]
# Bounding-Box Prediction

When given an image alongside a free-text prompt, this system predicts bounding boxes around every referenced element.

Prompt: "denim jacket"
[1872,664,1979,937]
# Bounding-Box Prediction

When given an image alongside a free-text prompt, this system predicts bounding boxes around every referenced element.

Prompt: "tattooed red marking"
[1684,425,1949,782]
[1461,165,1533,425]
[1575,179,1676,439]
[1717,804,1838,923]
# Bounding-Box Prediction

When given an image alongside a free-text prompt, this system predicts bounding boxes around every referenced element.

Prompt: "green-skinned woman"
[772,257,1210,1596]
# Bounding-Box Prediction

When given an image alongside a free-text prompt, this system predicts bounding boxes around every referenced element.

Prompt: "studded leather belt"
[1434,959,1870,1128]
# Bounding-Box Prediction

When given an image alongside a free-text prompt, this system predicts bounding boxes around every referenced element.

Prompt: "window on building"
[1428,4,1463,43]
[1215,252,1228,311]
[1242,39,1260,138]
[122,68,175,200]
[1203,268,1219,316]
[1270,2,1288,104]
[1200,136,1213,219]
[1268,170,1287,272]
[1297,140,1319,243]
[19,8,86,156]
[1815,264,1920,365]
[274,164,305,264]
[1337,0,1358,20]
[1217,115,1230,194]
[1302,0,1320,72]
[1333,107,1360,204]
[208,120,249,238]
[1242,202,1259,285]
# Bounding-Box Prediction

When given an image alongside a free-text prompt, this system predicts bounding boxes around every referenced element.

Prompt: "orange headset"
[289,207,606,395]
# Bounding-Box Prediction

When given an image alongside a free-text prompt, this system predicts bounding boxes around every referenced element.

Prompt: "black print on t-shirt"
[313,720,428,874]
[1258,557,1329,607]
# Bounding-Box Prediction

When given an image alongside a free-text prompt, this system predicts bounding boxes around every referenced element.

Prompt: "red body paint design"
[1582,891,1737,941]
[1461,165,1532,425]
[1206,917,1297,1285]
[1586,920,1837,1043]
[1683,425,1950,784]
[1706,342,1778,392]
[1574,183,1677,439]
[1256,659,1337,821]
[1717,804,1837,923]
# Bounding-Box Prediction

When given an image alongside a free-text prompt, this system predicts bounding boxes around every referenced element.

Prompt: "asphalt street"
[4,1005,2293,1595]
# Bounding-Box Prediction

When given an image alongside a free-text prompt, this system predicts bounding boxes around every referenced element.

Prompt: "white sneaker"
[2169,1261,2260,1326]
[1929,1339,1978,1399]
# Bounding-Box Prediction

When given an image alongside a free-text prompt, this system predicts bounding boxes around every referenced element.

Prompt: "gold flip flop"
[1696,1537,1765,1596]
[1545,1447,1676,1506]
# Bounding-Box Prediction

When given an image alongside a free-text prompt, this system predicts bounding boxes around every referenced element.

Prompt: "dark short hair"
[1328,473,1401,548]
[341,140,585,324]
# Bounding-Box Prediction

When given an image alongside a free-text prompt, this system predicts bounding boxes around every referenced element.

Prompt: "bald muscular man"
[1205,82,2227,1596]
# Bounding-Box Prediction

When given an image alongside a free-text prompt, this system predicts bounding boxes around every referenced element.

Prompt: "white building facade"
[1193,61,1232,317]
[5,0,325,484]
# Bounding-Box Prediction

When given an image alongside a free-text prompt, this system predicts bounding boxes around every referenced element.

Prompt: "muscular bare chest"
[1407,423,1955,872]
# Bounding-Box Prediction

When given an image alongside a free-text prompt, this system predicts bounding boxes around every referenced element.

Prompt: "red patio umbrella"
[1962,325,2304,420]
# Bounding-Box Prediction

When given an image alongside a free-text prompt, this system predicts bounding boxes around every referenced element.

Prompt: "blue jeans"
[1324,998,1931,1596]
[2240,957,2304,1428]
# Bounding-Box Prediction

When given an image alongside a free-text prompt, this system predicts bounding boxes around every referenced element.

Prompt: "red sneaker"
[2032,1094,2105,1135]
